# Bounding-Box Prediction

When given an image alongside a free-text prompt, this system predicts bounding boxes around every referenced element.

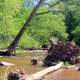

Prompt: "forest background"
[0,0,80,49]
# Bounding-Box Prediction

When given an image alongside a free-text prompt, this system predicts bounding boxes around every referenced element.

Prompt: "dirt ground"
[43,68,80,80]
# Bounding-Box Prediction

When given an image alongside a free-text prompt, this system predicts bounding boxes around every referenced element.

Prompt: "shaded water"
[44,69,80,80]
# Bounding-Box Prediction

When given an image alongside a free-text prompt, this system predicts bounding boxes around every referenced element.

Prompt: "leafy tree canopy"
[0,0,80,48]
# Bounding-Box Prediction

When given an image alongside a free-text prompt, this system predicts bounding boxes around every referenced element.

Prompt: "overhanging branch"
[35,0,62,16]
[6,0,45,53]
[36,11,50,15]
[36,10,67,16]
[43,0,61,7]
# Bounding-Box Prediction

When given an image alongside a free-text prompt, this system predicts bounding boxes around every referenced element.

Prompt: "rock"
[31,59,38,65]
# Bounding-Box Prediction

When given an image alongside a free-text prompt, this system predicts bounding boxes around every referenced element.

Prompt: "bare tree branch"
[36,11,50,15]
[35,0,62,16]
[43,0,61,7]
[36,10,66,16]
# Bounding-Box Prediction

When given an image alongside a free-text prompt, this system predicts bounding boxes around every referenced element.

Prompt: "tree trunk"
[5,0,44,55]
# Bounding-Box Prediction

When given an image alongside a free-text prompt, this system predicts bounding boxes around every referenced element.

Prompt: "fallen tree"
[7,62,63,80]
[0,0,44,56]
[44,41,80,66]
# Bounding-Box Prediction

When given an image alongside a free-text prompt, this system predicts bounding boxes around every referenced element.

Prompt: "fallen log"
[0,61,14,66]
[23,62,63,80]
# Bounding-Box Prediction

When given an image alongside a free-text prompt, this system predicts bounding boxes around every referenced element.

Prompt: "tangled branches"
[44,41,80,66]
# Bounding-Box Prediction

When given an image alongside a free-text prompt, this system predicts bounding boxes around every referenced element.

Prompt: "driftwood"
[7,62,63,80]
[0,61,14,66]
[44,41,80,66]
[30,62,63,80]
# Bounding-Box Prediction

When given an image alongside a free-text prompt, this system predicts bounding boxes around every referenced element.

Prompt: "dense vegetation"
[0,0,80,48]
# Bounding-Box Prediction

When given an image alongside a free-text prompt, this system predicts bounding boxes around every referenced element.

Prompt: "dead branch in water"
[44,41,80,66]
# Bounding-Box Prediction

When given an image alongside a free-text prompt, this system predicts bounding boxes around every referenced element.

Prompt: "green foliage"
[0,0,80,48]
[18,32,40,48]
[72,26,80,45]
[61,0,80,42]
[27,10,68,47]
[0,0,29,48]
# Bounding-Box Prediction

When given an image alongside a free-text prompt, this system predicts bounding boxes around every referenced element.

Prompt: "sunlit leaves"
[27,11,68,46]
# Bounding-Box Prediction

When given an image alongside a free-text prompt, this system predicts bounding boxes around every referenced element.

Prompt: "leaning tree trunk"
[4,0,44,55]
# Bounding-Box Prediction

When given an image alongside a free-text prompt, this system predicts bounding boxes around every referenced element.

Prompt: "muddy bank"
[43,68,80,80]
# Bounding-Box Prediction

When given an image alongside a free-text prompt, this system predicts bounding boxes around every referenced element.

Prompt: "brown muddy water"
[0,51,80,80]
[0,50,46,80]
